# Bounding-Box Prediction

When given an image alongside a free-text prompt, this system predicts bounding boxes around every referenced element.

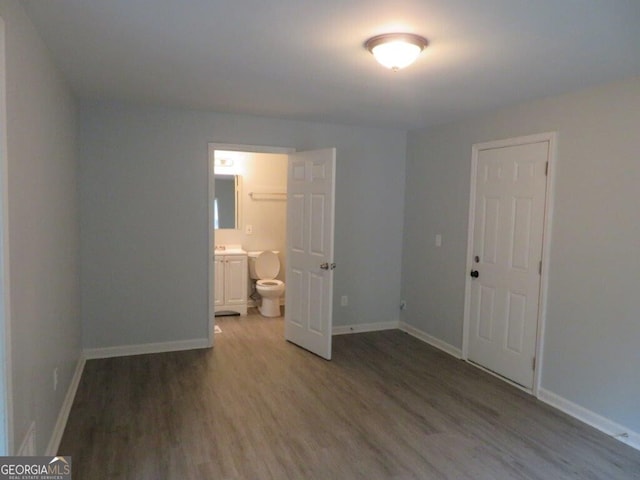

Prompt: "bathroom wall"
[214,151,288,282]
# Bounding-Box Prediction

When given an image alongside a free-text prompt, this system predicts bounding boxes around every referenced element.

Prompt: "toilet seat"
[257,279,284,289]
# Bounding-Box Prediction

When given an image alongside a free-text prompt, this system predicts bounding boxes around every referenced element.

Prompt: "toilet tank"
[248,251,280,279]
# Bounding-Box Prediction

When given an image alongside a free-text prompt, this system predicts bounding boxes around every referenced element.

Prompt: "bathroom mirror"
[214,174,241,230]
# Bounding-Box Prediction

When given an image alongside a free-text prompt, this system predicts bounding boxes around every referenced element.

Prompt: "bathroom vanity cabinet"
[214,251,248,316]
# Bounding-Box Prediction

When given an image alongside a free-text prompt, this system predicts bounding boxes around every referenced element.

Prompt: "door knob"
[470,270,479,278]
[320,262,336,270]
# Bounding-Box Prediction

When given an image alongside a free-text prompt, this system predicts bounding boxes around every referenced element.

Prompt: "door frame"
[0,17,12,454]
[462,132,557,396]
[207,143,294,347]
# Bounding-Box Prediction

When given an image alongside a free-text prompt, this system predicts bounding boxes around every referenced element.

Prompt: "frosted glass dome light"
[365,33,428,71]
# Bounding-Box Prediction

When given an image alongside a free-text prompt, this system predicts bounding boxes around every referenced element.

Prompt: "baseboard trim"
[84,338,210,360]
[17,422,36,456]
[46,354,86,455]
[538,388,640,452]
[332,320,400,336]
[399,322,462,359]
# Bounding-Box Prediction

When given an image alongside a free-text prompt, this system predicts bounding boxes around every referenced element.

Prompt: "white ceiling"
[22,0,640,130]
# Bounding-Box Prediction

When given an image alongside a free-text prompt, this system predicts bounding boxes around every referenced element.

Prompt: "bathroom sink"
[215,244,246,255]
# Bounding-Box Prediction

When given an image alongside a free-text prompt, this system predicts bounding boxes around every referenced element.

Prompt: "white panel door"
[467,140,549,388]
[285,148,336,360]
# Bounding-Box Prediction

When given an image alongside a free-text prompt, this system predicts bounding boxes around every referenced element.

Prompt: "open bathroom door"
[285,148,336,360]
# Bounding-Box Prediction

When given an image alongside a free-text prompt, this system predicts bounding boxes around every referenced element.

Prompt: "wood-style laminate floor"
[59,312,640,479]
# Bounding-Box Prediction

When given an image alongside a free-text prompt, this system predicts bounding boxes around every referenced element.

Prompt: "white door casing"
[464,134,553,389]
[285,148,336,360]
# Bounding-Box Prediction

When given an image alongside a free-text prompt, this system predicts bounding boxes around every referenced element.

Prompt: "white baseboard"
[332,320,400,335]
[17,422,36,456]
[84,338,210,359]
[538,388,640,452]
[399,322,462,359]
[46,354,86,456]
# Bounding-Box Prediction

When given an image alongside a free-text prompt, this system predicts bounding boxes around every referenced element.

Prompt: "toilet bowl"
[248,251,285,317]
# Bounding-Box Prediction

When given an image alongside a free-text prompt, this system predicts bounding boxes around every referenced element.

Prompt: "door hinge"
[539,261,542,275]
[532,357,536,371]
[545,162,549,176]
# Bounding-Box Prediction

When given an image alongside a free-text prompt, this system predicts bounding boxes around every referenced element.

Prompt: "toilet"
[248,251,285,317]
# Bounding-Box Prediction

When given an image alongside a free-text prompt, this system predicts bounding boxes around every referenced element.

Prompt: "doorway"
[463,133,555,392]
[0,17,11,454]
[208,144,337,360]
[209,144,291,339]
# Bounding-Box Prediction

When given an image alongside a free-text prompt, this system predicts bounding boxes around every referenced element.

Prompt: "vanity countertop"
[214,244,246,255]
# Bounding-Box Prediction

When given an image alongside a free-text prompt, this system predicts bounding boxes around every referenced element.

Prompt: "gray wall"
[0,0,80,454]
[79,101,406,349]
[402,77,640,433]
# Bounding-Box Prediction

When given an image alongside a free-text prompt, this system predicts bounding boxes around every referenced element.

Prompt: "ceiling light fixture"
[214,157,234,168]
[365,33,428,71]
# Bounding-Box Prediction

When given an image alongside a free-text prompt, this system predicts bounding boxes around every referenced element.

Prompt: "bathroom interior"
[212,149,288,323]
